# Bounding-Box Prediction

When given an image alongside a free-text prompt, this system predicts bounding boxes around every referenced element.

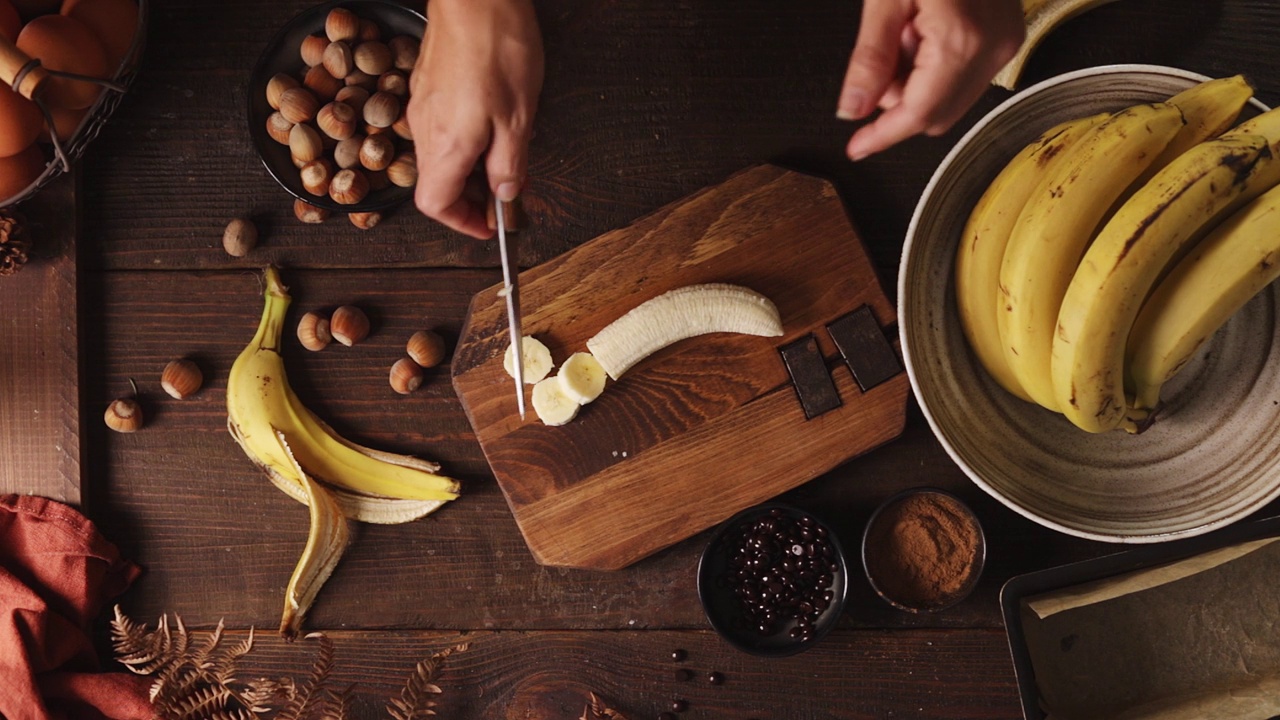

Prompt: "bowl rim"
[897,64,1275,544]
[695,501,850,657]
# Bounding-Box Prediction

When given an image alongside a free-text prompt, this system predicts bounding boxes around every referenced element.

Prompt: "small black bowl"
[861,487,986,613]
[697,503,849,657]
[247,0,423,213]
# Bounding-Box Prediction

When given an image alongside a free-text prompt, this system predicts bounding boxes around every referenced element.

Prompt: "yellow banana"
[1052,134,1278,432]
[226,266,460,505]
[998,103,1185,410]
[1127,183,1280,414]
[993,0,1121,90]
[1154,75,1255,170]
[954,112,1108,403]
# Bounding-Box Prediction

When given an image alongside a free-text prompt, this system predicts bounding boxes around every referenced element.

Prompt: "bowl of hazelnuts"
[248,0,420,216]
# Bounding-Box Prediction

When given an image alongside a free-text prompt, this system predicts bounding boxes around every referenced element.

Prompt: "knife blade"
[496,196,526,419]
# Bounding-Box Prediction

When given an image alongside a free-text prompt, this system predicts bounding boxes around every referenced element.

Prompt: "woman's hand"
[408,0,544,238]
[838,0,1024,160]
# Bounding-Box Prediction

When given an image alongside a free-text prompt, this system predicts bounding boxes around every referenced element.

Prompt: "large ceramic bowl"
[899,64,1280,543]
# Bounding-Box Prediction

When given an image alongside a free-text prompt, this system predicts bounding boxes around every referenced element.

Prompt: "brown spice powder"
[865,492,981,609]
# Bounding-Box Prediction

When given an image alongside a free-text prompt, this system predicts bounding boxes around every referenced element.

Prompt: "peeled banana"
[532,376,579,426]
[557,352,607,405]
[1052,133,1277,432]
[586,284,784,380]
[504,336,554,384]
[998,102,1185,410]
[1127,183,1280,413]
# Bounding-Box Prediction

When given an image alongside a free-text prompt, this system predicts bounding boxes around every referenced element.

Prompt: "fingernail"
[847,139,867,162]
[837,88,867,121]
[496,182,519,202]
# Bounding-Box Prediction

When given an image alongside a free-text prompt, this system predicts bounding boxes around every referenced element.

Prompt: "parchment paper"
[1020,537,1280,720]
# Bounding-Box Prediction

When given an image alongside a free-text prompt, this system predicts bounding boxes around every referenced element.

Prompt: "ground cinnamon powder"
[865,492,982,609]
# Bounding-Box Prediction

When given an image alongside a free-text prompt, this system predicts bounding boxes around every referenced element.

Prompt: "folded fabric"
[0,494,152,720]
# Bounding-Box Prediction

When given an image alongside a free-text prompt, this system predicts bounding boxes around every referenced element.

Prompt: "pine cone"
[0,211,29,277]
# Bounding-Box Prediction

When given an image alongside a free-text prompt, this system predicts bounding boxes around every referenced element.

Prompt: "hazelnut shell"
[161,359,203,399]
[330,305,370,346]
[390,357,424,395]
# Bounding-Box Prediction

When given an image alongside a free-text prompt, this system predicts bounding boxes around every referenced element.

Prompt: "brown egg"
[0,1,20,40]
[43,104,87,143]
[0,145,45,202]
[17,14,110,110]
[0,84,43,156]
[61,0,138,69]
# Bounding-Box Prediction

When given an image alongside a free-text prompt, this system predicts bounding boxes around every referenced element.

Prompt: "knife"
[496,196,526,419]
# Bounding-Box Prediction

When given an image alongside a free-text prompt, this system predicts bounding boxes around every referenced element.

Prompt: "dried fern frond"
[155,683,234,719]
[277,632,336,720]
[581,692,628,720]
[387,644,468,720]
[112,606,181,676]
[321,685,356,720]
[240,677,296,714]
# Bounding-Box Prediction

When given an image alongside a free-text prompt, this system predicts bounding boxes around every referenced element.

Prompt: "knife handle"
[486,196,523,233]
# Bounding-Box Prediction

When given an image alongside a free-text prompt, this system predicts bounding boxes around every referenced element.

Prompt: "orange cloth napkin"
[0,494,152,720]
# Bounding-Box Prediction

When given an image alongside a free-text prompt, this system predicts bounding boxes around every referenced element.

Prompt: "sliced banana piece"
[586,283,784,380]
[557,352,607,405]
[504,336,554,384]
[532,376,580,426]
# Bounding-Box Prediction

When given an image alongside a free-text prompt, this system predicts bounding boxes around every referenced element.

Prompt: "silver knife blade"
[497,196,525,419]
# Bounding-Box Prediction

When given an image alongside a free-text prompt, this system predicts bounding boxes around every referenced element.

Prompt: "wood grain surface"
[4,0,1275,716]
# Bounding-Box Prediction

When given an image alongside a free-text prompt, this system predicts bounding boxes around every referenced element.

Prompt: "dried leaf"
[387,645,465,720]
[581,691,628,720]
[277,632,335,720]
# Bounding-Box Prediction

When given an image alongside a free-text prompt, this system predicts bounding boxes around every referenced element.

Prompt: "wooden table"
[5,0,1280,717]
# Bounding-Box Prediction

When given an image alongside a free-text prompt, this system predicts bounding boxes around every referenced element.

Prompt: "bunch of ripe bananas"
[955,75,1280,433]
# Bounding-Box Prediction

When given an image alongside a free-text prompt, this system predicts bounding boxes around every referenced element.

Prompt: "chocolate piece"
[780,334,840,419]
[827,306,901,392]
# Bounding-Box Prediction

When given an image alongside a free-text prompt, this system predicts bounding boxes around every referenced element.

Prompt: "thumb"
[485,124,530,202]
[838,1,911,121]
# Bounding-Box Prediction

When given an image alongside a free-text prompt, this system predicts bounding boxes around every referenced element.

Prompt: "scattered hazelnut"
[364,123,391,136]
[294,198,331,224]
[330,305,370,346]
[289,123,323,166]
[222,217,257,257]
[389,357,424,395]
[335,85,369,115]
[376,70,407,98]
[297,311,332,351]
[161,359,203,399]
[386,152,417,188]
[322,41,354,80]
[354,41,392,76]
[316,101,357,140]
[105,397,143,433]
[333,135,364,169]
[303,65,343,102]
[388,35,419,71]
[325,7,360,42]
[266,73,300,110]
[344,70,378,90]
[266,111,294,145]
[329,168,369,205]
[407,330,447,368]
[300,158,336,196]
[358,18,381,42]
[359,133,395,171]
[349,211,381,230]
[278,87,319,124]
[392,110,412,140]
[362,91,400,128]
[300,34,328,67]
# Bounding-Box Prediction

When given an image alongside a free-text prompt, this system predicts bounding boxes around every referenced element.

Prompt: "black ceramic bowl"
[861,488,986,613]
[247,0,423,213]
[697,503,849,657]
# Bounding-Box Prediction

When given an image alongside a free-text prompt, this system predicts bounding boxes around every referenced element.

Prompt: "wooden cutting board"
[452,165,909,570]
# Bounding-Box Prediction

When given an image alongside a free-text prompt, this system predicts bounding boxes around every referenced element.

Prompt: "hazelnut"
[303,65,343,102]
[349,211,381,230]
[105,398,143,433]
[389,357,424,395]
[297,311,332,351]
[362,91,400,128]
[300,158,336,196]
[161,359,203,399]
[278,87,319,124]
[289,123,323,166]
[392,110,412,140]
[322,41,354,80]
[359,133,395,171]
[376,70,407,98]
[266,111,294,145]
[358,18,381,42]
[222,217,257,257]
[364,123,391,136]
[333,135,364,169]
[388,35,419,71]
[366,169,390,191]
[266,73,300,110]
[354,41,392,76]
[294,198,331,224]
[407,330,447,368]
[330,305,370,346]
[344,70,378,90]
[386,152,417,188]
[300,34,328,67]
[329,168,369,205]
[325,7,360,42]
[335,85,369,115]
[316,101,357,140]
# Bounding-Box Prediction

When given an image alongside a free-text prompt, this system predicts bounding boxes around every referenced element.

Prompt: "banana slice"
[532,376,579,426]
[504,336,554,384]
[557,352,607,405]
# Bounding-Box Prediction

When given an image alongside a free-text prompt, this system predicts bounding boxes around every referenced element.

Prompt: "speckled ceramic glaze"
[899,65,1279,543]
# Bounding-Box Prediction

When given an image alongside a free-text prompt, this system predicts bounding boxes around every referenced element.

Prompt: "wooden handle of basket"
[0,33,49,102]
